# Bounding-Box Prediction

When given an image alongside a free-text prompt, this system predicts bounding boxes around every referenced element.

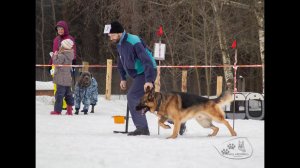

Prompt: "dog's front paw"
[160,123,171,129]
[165,125,171,129]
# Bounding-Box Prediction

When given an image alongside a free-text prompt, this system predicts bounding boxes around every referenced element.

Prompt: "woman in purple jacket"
[49,20,77,110]
[50,20,76,65]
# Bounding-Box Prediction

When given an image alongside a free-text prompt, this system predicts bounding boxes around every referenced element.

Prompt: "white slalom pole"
[233,48,238,130]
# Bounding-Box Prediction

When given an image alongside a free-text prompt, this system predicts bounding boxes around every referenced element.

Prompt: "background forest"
[36,0,264,95]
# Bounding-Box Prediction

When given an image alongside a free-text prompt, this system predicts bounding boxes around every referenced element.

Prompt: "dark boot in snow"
[81,109,88,115]
[74,108,79,115]
[127,128,150,136]
[66,105,73,115]
[90,105,95,113]
[179,123,187,135]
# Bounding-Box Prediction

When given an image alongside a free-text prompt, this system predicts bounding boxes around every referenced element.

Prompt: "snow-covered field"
[36,95,264,168]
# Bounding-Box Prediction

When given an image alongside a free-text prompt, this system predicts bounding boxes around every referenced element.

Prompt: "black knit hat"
[109,21,124,33]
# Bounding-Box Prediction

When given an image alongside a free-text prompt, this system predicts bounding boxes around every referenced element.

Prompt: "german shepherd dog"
[136,87,237,139]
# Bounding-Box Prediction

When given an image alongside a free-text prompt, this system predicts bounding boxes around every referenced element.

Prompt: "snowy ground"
[36,95,264,168]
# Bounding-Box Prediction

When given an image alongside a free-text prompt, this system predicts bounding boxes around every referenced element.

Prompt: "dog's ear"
[148,88,155,101]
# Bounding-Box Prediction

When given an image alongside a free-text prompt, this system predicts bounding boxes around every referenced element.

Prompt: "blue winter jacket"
[117,32,157,82]
[74,77,98,111]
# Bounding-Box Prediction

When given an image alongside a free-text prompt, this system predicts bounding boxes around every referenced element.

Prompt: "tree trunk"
[164,24,177,91]
[131,0,140,34]
[50,0,56,27]
[208,16,216,97]
[254,0,264,94]
[191,0,201,95]
[170,46,177,91]
[211,0,234,91]
[203,12,209,96]
[40,0,46,80]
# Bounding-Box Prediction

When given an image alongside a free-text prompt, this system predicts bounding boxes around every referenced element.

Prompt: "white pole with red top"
[232,38,237,130]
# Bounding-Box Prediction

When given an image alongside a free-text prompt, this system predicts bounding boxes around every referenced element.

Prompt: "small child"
[74,71,98,115]
[50,39,74,115]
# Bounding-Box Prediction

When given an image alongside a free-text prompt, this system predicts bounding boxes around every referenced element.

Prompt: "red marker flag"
[156,25,163,37]
[231,39,237,49]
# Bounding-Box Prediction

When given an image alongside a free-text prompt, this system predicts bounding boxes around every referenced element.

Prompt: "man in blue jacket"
[107,21,157,136]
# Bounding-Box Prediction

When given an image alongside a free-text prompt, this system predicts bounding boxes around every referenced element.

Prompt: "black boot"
[90,105,95,113]
[127,128,150,136]
[74,108,79,115]
[179,123,187,135]
[81,109,88,115]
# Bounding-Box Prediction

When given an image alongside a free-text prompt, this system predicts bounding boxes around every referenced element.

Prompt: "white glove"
[49,52,53,57]
[50,68,54,75]
[144,82,153,92]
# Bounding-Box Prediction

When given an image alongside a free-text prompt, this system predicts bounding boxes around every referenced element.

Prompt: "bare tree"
[40,0,46,80]
[50,0,56,26]
[191,0,201,95]
[254,0,264,94]
[36,0,264,94]
[211,0,234,91]
[221,0,264,93]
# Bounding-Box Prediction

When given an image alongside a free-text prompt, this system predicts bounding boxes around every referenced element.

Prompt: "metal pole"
[113,103,129,134]
[124,103,129,133]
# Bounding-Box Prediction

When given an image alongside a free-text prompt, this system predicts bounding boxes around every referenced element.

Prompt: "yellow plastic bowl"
[112,115,125,124]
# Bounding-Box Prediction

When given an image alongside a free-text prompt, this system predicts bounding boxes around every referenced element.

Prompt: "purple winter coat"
[49,20,76,65]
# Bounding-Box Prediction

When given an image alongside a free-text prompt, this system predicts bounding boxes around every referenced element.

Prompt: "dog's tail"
[214,91,233,106]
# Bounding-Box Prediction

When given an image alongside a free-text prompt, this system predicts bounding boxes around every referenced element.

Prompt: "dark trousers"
[54,84,74,112]
[127,73,156,129]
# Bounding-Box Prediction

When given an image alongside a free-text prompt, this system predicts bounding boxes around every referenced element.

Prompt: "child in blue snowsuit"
[74,71,98,115]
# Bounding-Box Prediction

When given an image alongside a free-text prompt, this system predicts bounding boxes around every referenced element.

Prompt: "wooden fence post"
[105,59,112,100]
[217,76,223,96]
[237,76,245,92]
[155,66,161,92]
[181,70,187,92]
[82,61,89,72]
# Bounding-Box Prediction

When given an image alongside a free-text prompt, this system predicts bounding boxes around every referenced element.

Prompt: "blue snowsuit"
[117,31,157,129]
[74,77,98,111]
